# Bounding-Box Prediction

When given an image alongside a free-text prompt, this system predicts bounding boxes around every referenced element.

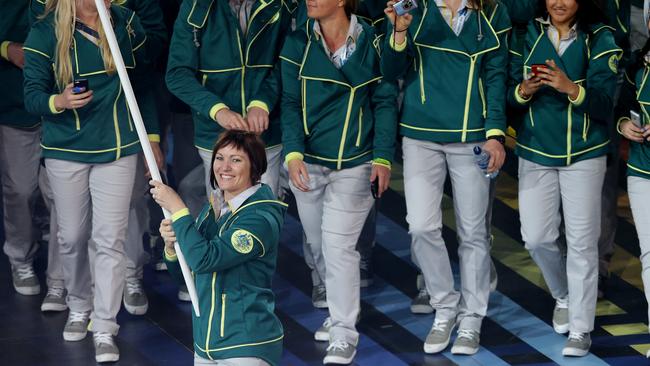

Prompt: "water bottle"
[473,146,498,179]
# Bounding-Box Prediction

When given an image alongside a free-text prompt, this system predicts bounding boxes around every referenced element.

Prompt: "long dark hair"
[469,0,495,11]
[535,0,607,34]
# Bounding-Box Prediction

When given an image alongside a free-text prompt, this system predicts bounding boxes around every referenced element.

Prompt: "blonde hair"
[43,0,116,89]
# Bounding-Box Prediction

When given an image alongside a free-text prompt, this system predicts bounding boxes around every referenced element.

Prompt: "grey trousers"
[198,144,282,199]
[402,137,491,331]
[194,354,270,366]
[38,168,64,288]
[0,125,41,267]
[46,154,137,335]
[124,153,151,281]
[627,176,650,330]
[518,156,606,333]
[291,162,374,344]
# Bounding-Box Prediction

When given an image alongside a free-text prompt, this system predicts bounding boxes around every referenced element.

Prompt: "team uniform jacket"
[166,0,291,152]
[23,6,159,163]
[280,18,399,170]
[508,20,622,166]
[165,184,286,365]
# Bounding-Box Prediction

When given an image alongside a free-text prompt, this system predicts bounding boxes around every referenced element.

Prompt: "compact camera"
[393,0,417,16]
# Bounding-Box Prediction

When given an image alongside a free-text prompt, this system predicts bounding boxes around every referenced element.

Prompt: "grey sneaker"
[323,339,357,364]
[11,264,40,295]
[314,317,332,342]
[424,318,455,354]
[359,258,373,288]
[94,332,120,363]
[411,289,434,314]
[178,285,191,302]
[41,286,68,312]
[312,285,328,309]
[63,311,90,341]
[562,332,591,357]
[123,279,148,315]
[451,329,480,355]
[553,298,569,334]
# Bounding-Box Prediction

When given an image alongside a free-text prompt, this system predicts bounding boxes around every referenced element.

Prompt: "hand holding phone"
[530,64,546,78]
[72,79,89,94]
[371,178,379,199]
[631,110,642,128]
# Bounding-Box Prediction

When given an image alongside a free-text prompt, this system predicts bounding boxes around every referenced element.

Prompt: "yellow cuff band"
[148,134,160,143]
[506,126,517,138]
[209,103,229,121]
[514,84,531,105]
[49,95,64,114]
[389,34,407,52]
[171,208,190,222]
[285,152,304,164]
[486,129,505,138]
[616,117,630,135]
[0,41,10,61]
[247,100,269,113]
[372,158,392,170]
[568,85,586,106]
[164,247,178,262]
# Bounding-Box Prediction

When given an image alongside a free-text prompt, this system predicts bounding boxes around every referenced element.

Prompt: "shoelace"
[431,319,449,333]
[322,317,333,328]
[567,332,585,342]
[68,311,88,323]
[15,266,36,280]
[417,288,429,299]
[457,329,476,340]
[126,280,144,295]
[94,332,115,346]
[46,286,65,298]
[326,339,350,352]
[556,297,569,309]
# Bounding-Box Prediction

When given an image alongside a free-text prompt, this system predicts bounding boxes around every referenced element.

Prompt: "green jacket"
[500,0,536,26]
[165,184,286,365]
[280,18,398,170]
[605,0,631,65]
[166,0,290,152]
[508,20,622,166]
[381,1,511,143]
[0,0,38,128]
[23,6,158,163]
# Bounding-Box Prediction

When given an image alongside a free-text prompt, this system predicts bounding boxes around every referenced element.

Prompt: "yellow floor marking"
[602,323,649,336]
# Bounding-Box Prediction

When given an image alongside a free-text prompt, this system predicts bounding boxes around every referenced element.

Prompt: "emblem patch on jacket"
[231,229,254,254]
[608,53,620,74]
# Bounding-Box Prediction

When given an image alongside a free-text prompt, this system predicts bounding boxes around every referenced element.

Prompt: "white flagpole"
[94,0,200,316]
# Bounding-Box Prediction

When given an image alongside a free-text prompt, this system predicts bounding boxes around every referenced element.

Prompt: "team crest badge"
[608,53,620,74]
[231,230,254,254]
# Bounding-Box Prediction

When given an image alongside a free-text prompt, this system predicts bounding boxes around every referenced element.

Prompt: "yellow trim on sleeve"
[171,208,190,222]
[246,100,269,113]
[372,158,392,170]
[486,129,505,138]
[148,134,160,143]
[568,85,585,106]
[49,95,64,114]
[617,117,630,135]
[164,247,178,262]
[209,103,229,121]
[389,33,407,52]
[0,41,10,61]
[285,152,304,164]
[514,84,531,105]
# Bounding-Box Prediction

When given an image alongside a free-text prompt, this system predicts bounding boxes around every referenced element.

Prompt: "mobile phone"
[631,110,642,128]
[393,0,417,16]
[531,64,547,78]
[371,178,379,199]
[72,79,88,94]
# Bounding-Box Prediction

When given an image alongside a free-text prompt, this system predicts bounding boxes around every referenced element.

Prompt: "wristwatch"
[488,135,506,145]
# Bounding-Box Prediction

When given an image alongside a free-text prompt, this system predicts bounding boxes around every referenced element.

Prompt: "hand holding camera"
[385,0,415,45]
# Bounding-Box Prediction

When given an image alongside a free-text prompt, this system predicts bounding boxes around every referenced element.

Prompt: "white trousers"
[124,153,151,281]
[518,156,606,333]
[194,354,270,366]
[290,162,374,344]
[627,176,650,331]
[403,137,491,331]
[46,155,137,335]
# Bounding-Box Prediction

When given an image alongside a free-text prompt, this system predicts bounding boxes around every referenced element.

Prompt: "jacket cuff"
[171,208,190,222]
[148,134,160,143]
[246,100,269,113]
[209,103,229,121]
[389,34,407,52]
[285,152,304,164]
[568,85,586,106]
[486,129,505,138]
[616,117,630,135]
[514,84,531,105]
[0,41,10,61]
[164,247,178,262]
[49,95,64,114]
[372,158,392,170]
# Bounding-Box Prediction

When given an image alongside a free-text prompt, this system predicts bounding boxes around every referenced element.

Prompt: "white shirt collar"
[218,184,262,217]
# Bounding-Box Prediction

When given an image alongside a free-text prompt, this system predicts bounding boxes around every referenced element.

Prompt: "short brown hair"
[209,130,267,189]
[344,0,358,17]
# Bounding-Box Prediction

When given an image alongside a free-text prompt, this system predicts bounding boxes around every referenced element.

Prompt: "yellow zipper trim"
[529,105,535,127]
[478,78,486,119]
[304,150,372,162]
[220,293,226,337]
[302,78,309,135]
[337,89,356,170]
[40,140,140,154]
[219,200,288,236]
[399,123,484,133]
[566,104,573,165]
[245,2,277,65]
[582,113,589,141]
[205,272,217,360]
[127,104,134,132]
[417,46,425,104]
[113,84,123,160]
[236,31,246,116]
[516,139,609,159]
[356,107,362,147]
[202,74,208,86]
[638,68,650,99]
[196,334,284,353]
[72,109,81,130]
[461,57,477,142]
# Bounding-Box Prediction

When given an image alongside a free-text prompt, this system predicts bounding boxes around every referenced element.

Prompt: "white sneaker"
[424,317,455,354]
[562,332,591,357]
[94,332,120,363]
[323,339,357,364]
[41,286,68,312]
[63,311,90,341]
[123,279,148,315]
[314,317,332,342]
[553,297,569,334]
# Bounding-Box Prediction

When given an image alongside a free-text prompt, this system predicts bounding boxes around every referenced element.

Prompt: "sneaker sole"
[63,331,88,342]
[15,285,41,296]
[124,301,148,315]
[96,353,120,363]
[313,300,328,309]
[323,350,356,365]
[41,303,68,312]
[410,304,434,314]
[451,345,479,355]
[155,263,167,271]
[562,347,589,357]
[553,321,569,334]
[314,330,329,342]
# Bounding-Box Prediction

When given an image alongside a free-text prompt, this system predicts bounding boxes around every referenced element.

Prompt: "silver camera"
[393,0,417,16]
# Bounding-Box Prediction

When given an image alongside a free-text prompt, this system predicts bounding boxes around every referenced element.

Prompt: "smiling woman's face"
[213,144,253,198]
[546,0,578,25]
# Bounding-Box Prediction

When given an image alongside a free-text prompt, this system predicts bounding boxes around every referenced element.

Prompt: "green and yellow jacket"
[381,1,511,143]
[280,18,398,170]
[166,0,291,152]
[500,0,536,27]
[165,184,286,365]
[23,6,159,163]
[508,20,622,166]
[0,0,38,128]
[605,0,631,65]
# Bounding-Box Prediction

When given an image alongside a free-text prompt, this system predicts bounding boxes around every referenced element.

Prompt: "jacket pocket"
[356,107,363,147]
[478,78,486,119]
[220,293,226,337]
[582,113,589,141]
[302,78,309,135]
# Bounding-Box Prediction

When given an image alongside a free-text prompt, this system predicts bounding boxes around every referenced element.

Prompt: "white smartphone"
[631,110,642,128]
